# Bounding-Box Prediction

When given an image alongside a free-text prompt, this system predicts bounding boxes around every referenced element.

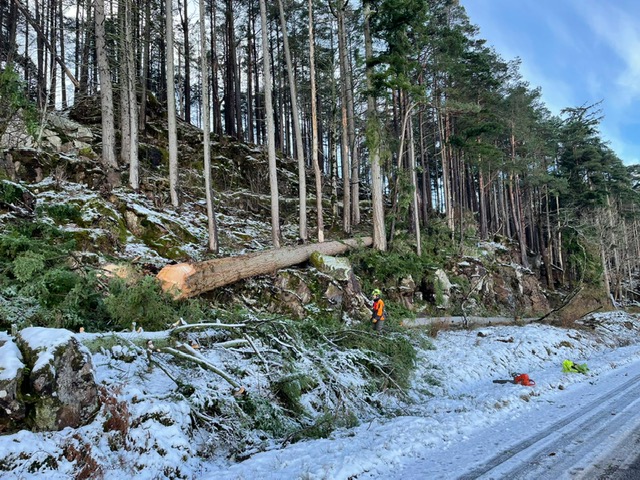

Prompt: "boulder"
[434,269,453,308]
[309,253,366,320]
[16,327,99,431]
[0,333,26,433]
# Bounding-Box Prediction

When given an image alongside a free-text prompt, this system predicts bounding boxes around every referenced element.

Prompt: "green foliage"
[104,277,179,331]
[37,203,83,224]
[332,326,418,390]
[287,410,359,444]
[0,221,110,330]
[0,65,39,137]
[0,181,27,205]
[563,227,602,285]
[236,394,294,438]
[272,372,316,415]
[12,251,46,282]
[349,220,454,293]
[0,220,205,332]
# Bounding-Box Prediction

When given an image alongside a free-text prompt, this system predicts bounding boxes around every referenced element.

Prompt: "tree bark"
[258,0,280,248]
[363,0,386,251]
[277,0,307,243]
[94,0,117,170]
[158,236,373,299]
[308,0,324,243]
[199,0,218,253]
[166,0,179,206]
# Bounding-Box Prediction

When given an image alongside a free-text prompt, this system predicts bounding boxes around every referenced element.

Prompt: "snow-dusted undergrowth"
[2,311,640,479]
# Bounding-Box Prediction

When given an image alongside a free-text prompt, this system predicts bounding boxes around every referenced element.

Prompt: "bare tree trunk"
[209,2,221,138]
[224,0,236,137]
[119,0,131,166]
[94,0,117,170]
[126,0,139,189]
[342,10,360,227]
[199,0,218,252]
[408,112,421,256]
[181,0,191,123]
[58,0,66,107]
[277,0,307,243]
[246,6,254,143]
[78,0,91,96]
[478,167,488,239]
[336,2,350,234]
[139,0,150,132]
[308,0,324,243]
[166,0,179,206]
[258,0,280,248]
[363,0,386,251]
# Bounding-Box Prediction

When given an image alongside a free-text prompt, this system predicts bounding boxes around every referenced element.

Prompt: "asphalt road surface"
[393,360,640,480]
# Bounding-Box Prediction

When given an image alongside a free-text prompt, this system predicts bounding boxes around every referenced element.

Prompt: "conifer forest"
[2,0,640,302]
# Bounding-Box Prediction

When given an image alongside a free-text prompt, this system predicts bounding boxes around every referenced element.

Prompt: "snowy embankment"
[204,311,640,480]
[2,311,640,480]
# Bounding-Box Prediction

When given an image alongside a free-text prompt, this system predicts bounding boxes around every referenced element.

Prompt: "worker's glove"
[372,318,377,323]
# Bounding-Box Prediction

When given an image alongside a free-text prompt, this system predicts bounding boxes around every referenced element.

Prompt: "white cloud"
[571,1,640,103]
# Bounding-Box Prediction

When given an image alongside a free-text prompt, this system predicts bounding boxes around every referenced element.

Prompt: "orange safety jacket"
[372,298,385,322]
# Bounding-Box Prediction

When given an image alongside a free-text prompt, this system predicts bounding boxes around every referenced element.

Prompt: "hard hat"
[372,288,381,296]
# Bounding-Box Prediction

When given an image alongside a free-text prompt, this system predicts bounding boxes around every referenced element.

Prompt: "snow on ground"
[2,311,640,479]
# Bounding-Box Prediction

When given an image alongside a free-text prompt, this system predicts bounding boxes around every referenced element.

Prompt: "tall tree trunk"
[58,0,66,107]
[166,0,179,206]
[478,167,488,239]
[408,111,421,255]
[364,0,386,251]
[126,0,139,189]
[258,0,280,248]
[308,0,324,242]
[139,0,150,132]
[543,183,554,290]
[199,0,218,252]
[336,2,350,234]
[277,0,307,242]
[119,0,131,166]
[246,5,254,143]
[346,39,360,227]
[224,0,236,137]
[79,0,91,96]
[48,0,56,108]
[94,0,118,170]
[209,1,221,137]
[181,0,191,123]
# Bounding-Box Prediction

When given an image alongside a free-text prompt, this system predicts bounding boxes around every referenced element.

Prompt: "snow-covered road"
[204,314,640,480]
[392,357,640,480]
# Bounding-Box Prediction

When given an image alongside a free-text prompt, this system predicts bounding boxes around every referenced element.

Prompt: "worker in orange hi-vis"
[370,289,385,332]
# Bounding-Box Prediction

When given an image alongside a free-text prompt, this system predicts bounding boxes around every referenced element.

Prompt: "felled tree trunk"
[157,236,372,299]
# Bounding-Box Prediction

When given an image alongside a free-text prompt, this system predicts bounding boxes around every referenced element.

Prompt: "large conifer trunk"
[157,237,372,299]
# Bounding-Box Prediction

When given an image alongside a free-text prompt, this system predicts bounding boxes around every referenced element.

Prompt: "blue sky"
[459,0,640,166]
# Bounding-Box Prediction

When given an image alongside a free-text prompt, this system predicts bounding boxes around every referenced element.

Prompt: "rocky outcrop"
[12,327,99,432]
[0,333,26,433]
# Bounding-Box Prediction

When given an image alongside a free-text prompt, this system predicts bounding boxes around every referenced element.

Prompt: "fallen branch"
[161,344,241,389]
[243,333,269,372]
[169,321,247,336]
[217,339,250,349]
[535,286,584,323]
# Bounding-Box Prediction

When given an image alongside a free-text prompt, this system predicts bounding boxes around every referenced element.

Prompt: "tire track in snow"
[458,371,640,479]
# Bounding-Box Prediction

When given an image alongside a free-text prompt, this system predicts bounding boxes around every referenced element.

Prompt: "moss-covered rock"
[16,327,99,432]
[0,333,26,433]
[0,180,35,216]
